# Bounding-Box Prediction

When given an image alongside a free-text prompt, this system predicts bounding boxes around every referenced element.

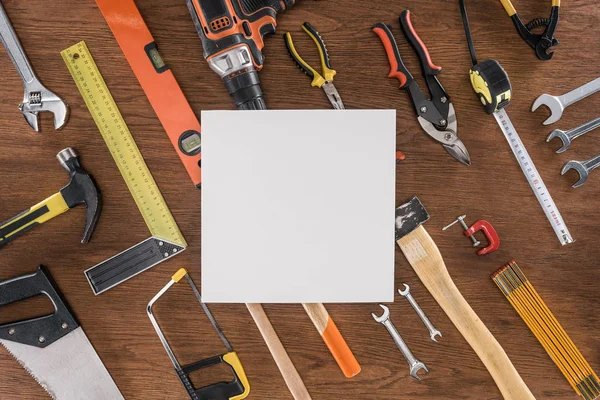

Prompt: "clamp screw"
[442,215,480,247]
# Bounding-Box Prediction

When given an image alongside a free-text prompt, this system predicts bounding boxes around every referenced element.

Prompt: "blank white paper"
[201,110,396,303]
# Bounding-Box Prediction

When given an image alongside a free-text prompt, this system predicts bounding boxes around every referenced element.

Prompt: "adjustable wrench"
[0,3,68,131]
[532,77,600,125]
[371,304,428,380]
[547,117,600,153]
[561,154,600,188]
[398,284,442,342]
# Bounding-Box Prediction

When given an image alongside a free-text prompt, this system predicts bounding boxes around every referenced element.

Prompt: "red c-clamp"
[443,215,500,255]
[464,220,500,255]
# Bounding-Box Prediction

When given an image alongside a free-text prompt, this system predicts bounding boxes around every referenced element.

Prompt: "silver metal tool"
[0,266,123,399]
[532,77,600,125]
[561,154,600,188]
[546,117,600,153]
[442,214,480,247]
[398,284,442,342]
[0,2,68,131]
[371,304,428,380]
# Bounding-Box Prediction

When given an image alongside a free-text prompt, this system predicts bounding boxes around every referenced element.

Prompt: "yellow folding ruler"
[61,41,187,295]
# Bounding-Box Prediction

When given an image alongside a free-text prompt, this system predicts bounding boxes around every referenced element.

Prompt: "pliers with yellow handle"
[284,22,344,109]
[499,0,560,60]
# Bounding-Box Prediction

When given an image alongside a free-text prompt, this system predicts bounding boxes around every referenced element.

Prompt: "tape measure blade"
[61,41,186,247]
[494,109,573,245]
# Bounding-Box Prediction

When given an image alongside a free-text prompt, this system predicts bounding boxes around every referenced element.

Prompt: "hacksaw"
[61,41,187,295]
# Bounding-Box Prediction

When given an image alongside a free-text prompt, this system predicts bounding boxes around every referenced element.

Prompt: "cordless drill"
[186,0,296,110]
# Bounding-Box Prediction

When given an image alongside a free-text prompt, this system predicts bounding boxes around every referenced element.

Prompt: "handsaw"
[0,266,123,399]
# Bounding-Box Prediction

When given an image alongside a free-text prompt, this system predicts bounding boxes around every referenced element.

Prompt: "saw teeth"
[0,341,58,399]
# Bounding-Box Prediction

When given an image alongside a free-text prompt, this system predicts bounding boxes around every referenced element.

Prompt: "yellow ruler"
[62,41,187,294]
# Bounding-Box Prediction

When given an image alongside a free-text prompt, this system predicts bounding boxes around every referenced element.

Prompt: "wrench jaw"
[19,87,69,132]
[429,329,442,343]
[398,283,410,297]
[371,304,390,323]
[532,94,564,126]
[409,361,429,380]
[561,161,588,188]
[546,129,570,153]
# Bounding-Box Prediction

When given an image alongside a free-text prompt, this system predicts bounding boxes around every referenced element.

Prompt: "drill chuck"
[223,68,266,110]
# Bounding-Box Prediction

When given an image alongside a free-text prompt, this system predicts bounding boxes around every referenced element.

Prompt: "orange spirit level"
[95,0,202,187]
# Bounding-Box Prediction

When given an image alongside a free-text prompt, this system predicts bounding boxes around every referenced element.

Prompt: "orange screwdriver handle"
[465,220,500,255]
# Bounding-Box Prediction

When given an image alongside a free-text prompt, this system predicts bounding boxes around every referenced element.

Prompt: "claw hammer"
[0,148,101,247]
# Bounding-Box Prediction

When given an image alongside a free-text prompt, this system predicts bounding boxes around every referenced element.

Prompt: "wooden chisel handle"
[397,226,535,400]
[302,303,361,378]
[245,303,312,400]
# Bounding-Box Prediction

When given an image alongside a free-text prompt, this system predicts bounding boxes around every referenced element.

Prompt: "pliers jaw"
[418,104,471,166]
[504,2,560,61]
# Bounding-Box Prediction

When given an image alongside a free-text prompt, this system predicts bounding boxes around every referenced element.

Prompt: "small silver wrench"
[371,304,428,380]
[0,2,68,131]
[532,77,600,125]
[398,284,442,342]
[546,117,600,153]
[561,154,600,188]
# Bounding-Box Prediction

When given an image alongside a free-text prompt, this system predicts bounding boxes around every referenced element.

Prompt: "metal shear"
[373,11,471,166]
[499,0,560,61]
[284,22,344,109]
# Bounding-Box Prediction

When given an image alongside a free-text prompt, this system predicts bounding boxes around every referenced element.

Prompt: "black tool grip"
[302,22,331,69]
[0,207,47,248]
[399,10,442,76]
[0,266,78,348]
[372,22,413,89]
[177,354,245,400]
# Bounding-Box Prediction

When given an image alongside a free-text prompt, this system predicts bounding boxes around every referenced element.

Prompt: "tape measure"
[62,41,187,294]
[494,109,573,245]
[460,0,573,246]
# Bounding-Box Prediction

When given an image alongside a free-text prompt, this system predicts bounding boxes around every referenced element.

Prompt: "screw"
[38,336,46,344]
[441,96,447,103]
[444,133,453,141]
[61,323,69,329]
[420,106,427,113]
[440,119,447,126]
[8,328,15,336]
[442,215,480,247]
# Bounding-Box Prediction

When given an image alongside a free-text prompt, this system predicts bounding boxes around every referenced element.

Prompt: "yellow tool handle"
[397,226,535,400]
[0,193,69,247]
[499,0,517,16]
[223,352,251,400]
[284,32,326,88]
[302,22,336,82]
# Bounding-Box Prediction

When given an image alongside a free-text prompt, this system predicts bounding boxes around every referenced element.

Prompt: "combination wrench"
[398,284,442,342]
[547,117,600,153]
[371,304,428,380]
[561,154,600,188]
[0,2,68,131]
[532,77,600,125]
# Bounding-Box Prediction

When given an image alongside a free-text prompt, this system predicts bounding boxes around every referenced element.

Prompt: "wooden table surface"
[0,0,598,399]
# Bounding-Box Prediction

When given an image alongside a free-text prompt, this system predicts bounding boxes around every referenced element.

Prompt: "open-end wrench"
[398,284,442,342]
[371,304,428,380]
[547,117,600,153]
[532,77,600,125]
[561,155,600,188]
[0,3,68,131]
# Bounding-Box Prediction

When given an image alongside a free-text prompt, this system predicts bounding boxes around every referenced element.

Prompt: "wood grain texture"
[397,226,535,400]
[0,0,598,399]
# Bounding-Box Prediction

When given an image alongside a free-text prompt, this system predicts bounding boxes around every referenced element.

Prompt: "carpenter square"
[62,41,186,295]
[395,196,534,400]
[0,266,123,399]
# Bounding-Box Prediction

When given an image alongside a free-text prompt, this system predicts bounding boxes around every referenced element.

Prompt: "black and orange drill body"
[187,0,296,109]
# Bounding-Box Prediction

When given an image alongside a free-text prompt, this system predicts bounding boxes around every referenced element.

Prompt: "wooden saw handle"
[245,303,312,400]
[396,226,535,400]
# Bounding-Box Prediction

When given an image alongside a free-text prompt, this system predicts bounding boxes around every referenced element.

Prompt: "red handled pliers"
[373,10,471,166]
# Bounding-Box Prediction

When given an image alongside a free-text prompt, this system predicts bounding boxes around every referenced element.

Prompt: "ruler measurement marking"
[494,109,572,245]
[62,42,186,247]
